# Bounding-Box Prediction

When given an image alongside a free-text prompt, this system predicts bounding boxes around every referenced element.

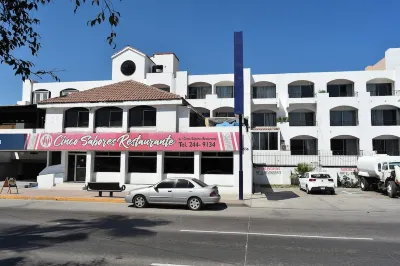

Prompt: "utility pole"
[234,31,244,200]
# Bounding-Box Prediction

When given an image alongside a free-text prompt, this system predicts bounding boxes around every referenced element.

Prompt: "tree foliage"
[0,0,121,81]
[294,163,315,175]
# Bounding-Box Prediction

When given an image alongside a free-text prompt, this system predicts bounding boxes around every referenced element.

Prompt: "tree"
[293,163,315,175]
[0,0,121,81]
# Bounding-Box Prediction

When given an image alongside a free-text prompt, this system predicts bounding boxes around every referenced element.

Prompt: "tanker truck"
[356,155,400,198]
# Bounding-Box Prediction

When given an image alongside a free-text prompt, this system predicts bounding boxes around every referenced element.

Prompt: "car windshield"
[389,162,400,170]
[192,178,208,187]
[311,174,330,179]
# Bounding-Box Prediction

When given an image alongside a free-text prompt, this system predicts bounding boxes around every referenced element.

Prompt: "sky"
[1,0,400,105]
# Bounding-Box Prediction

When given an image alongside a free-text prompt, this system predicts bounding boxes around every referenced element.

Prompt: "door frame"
[68,152,86,182]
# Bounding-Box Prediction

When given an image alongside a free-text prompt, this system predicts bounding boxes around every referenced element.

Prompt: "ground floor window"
[128,152,157,173]
[164,152,194,174]
[94,152,120,172]
[50,151,62,166]
[201,152,233,174]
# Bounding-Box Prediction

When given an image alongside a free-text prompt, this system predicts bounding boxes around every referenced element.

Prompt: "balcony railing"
[331,150,360,156]
[330,120,358,126]
[328,91,358,97]
[252,92,277,99]
[288,92,315,98]
[290,150,318,155]
[289,120,316,126]
[217,92,234,98]
[371,119,400,126]
[375,150,400,156]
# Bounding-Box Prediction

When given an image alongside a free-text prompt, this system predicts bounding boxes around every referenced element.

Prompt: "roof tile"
[39,80,181,104]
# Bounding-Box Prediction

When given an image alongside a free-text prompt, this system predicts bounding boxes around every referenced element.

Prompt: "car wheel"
[188,197,202,211]
[387,181,397,198]
[331,190,335,195]
[299,183,302,191]
[306,186,311,194]
[133,195,147,208]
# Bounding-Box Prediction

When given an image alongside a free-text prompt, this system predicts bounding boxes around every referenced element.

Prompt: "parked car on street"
[299,172,335,194]
[125,178,221,210]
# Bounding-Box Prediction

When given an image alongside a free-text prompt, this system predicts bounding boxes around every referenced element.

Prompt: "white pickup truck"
[356,155,400,198]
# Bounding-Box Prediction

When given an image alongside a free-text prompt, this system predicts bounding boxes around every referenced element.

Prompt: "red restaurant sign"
[26,132,239,151]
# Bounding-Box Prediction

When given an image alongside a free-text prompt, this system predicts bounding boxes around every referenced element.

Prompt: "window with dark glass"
[252,86,276,98]
[156,180,175,189]
[290,139,318,155]
[367,83,392,96]
[330,110,358,126]
[201,152,233,174]
[128,152,157,173]
[60,89,78,97]
[371,109,399,126]
[331,139,359,155]
[216,86,234,98]
[252,112,277,127]
[95,107,123,127]
[64,108,89,128]
[188,86,212,99]
[94,152,121,172]
[129,106,156,127]
[164,152,194,174]
[176,179,195,188]
[288,85,314,98]
[373,139,400,156]
[289,112,315,126]
[215,112,235,117]
[327,84,354,97]
[252,132,278,150]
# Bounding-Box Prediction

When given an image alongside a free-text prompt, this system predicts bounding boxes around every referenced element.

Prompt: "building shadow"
[0,215,170,255]
[252,186,299,201]
[0,257,107,266]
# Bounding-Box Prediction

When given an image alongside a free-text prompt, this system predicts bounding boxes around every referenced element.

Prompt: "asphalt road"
[1,200,400,266]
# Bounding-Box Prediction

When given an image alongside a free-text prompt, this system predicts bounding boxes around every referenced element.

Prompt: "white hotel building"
[0,46,400,191]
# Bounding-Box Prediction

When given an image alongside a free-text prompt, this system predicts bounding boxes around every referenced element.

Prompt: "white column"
[157,151,164,180]
[120,151,128,185]
[61,151,68,182]
[211,84,215,95]
[194,152,201,179]
[88,108,95,132]
[85,151,94,183]
[122,107,129,133]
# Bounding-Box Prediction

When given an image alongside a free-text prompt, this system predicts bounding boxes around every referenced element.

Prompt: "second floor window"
[327,84,354,97]
[367,83,393,96]
[129,106,156,127]
[216,86,234,98]
[288,85,314,98]
[188,86,212,99]
[32,90,50,104]
[371,109,399,126]
[330,110,358,126]
[252,86,276,99]
[95,107,123,127]
[64,108,89,128]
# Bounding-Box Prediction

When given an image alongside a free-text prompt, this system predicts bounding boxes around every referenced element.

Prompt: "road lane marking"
[179,229,373,241]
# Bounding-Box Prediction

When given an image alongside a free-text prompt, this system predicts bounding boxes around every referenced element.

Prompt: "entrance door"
[67,153,86,182]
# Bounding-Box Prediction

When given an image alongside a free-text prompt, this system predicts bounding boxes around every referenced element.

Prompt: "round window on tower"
[120,60,136,76]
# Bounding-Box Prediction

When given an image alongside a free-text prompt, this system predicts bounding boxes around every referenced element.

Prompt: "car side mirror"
[154,186,158,192]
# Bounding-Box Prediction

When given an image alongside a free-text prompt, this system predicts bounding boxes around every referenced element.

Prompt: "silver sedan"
[125,178,221,210]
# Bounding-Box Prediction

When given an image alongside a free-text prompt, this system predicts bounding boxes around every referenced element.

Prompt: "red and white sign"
[26,132,239,151]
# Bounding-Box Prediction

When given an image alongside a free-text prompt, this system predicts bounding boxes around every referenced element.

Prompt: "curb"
[0,195,248,207]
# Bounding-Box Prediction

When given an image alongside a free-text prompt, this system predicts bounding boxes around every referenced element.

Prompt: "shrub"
[339,174,360,188]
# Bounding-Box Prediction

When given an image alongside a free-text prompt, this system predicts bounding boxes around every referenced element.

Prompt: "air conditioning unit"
[281,144,289,151]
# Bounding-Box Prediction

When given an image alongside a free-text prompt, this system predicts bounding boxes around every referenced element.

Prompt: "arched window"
[129,106,156,127]
[60,88,78,97]
[64,108,89,128]
[95,107,123,127]
[32,89,50,104]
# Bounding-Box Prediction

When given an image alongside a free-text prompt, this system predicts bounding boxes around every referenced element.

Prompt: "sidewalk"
[0,186,248,207]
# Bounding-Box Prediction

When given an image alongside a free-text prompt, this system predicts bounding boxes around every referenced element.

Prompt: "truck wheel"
[360,178,370,191]
[387,181,397,198]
